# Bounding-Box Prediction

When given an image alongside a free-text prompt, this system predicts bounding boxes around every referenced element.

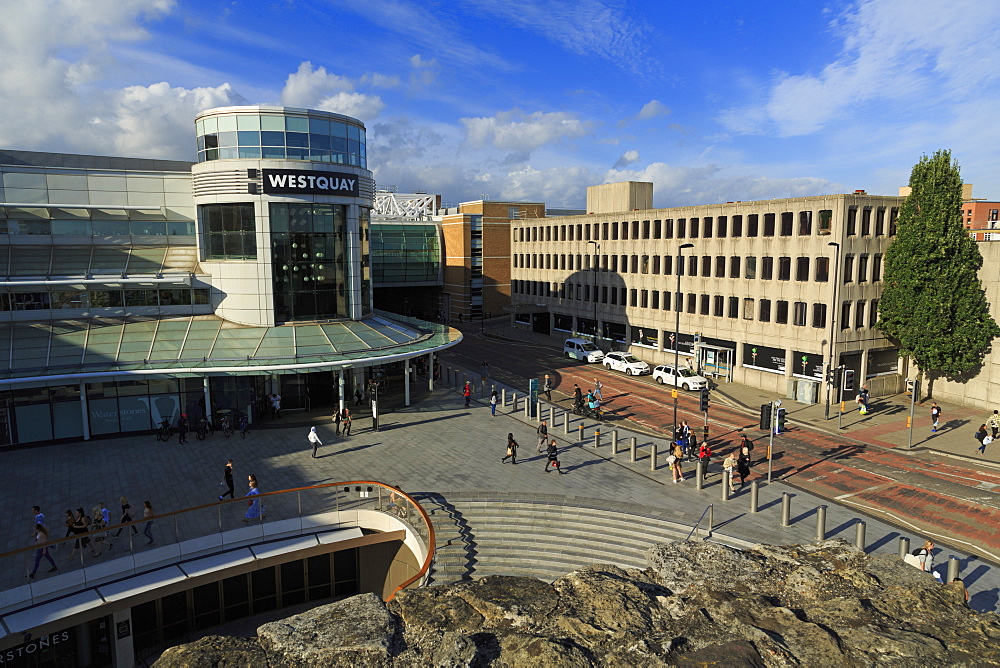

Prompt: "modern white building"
[0,106,460,446]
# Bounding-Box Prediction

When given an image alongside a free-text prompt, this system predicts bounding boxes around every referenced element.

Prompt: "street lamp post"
[825,241,841,419]
[587,240,600,342]
[673,243,694,434]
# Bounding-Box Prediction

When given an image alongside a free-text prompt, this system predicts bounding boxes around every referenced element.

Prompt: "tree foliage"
[877,149,1000,379]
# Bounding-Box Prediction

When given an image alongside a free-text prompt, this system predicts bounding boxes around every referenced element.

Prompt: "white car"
[652,364,708,390]
[603,352,651,375]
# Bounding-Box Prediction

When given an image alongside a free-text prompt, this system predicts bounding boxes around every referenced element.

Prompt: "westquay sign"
[261,169,359,196]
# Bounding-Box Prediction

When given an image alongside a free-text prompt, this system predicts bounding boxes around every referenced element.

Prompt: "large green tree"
[877,149,1000,380]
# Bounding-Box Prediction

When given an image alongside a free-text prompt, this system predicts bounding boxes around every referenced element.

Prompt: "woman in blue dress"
[243,480,261,522]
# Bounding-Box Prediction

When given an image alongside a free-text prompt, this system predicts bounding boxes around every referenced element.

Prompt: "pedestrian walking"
[62,510,76,558]
[219,459,235,500]
[354,388,364,406]
[858,385,870,414]
[27,524,57,579]
[930,402,941,432]
[593,378,603,402]
[915,539,939,581]
[987,410,1000,440]
[670,441,684,482]
[739,433,755,464]
[142,501,155,545]
[243,480,262,522]
[687,432,698,462]
[501,432,519,464]
[334,407,342,435]
[341,408,352,436]
[737,445,752,488]
[114,496,138,538]
[698,442,713,478]
[90,505,111,556]
[69,508,92,558]
[536,420,548,452]
[573,384,583,412]
[490,389,498,416]
[32,505,45,529]
[544,440,564,473]
[270,393,282,418]
[177,413,189,444]
[463,381,472,408]
[975,424,991,454]
[308,426,323,458]
[542,374,552,401]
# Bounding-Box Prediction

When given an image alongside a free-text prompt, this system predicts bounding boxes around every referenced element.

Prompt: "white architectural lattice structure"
[373,191,437,219]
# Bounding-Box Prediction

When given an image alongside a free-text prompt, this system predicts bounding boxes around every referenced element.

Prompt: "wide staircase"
[413,492,755,586]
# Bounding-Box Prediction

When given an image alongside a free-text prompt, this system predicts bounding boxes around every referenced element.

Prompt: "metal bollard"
[511,393,518,413]
[649,442,657,470]
[501,388,507,406]
[749,481,759,513]
[611,430,619,455]
[594,430,601,448]
[855,521,866,550]
[722,471,730,501]
[563,410,569,434]
[524,397,531,418]
[707,505,714,538]
[898,537,910,558]
[816,505,827,540]
[696,460,704,490]
[579,424,585,443]
[781,492,791,527]
[947,557,959,584]
[629,436,637,462]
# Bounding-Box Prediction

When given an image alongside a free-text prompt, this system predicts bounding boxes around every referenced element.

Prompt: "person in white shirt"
[308,426,323,459]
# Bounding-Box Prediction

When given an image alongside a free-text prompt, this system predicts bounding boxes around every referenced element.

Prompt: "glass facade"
[201,203,257,260]
[195,112,366,167]
[0,217,194,237]
[271,203,348,322]
[0,288,210,311]
[370,223,440,283]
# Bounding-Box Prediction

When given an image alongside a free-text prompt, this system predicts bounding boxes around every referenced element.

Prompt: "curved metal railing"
[0,481,434,609]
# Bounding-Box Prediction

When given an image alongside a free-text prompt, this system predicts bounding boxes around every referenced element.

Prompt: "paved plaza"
[3,374,999,614]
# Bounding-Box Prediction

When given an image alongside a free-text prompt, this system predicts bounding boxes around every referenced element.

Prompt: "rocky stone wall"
[154,539,1000,667]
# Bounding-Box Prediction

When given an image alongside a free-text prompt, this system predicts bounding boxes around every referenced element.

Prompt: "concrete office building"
[0,106,459,446]
[510,181,908,402]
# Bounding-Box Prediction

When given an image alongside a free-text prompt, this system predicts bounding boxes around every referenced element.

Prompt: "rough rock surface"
[154,539,1000,667]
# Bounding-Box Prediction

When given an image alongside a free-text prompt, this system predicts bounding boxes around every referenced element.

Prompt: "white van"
[563,338,605,363]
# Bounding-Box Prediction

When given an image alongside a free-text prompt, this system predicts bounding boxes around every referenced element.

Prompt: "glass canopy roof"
[0,312,460,382]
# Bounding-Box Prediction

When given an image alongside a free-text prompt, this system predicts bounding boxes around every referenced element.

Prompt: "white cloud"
[461,109,595,154]
[408,54,440,89]
[720,0,1000,137]
[110,82,246,158]
[636,100,670,120]
[315,92,385,123]
[613,150,640,169]
[280,61,353,107]
[360,72,401,89]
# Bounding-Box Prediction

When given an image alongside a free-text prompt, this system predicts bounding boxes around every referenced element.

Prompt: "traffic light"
[775,407,787,433]
[700,388,710,412]
[829,365,843,389]
[759,403,772,430]
[843,369,856,392]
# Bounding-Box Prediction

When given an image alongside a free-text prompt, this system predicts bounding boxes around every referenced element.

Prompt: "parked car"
[563,338,605,363]
[603,352,651,375]
[652,364,709,390]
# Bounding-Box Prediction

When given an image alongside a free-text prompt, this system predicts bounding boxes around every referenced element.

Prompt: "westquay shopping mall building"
[0,106,460,446]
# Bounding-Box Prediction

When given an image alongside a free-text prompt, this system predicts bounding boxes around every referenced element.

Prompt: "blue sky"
[2,0,998,208]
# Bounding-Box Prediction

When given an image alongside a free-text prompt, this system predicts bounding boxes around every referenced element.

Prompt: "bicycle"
[155,418,171,442]
[196,416,212,440]
[220,415,232,437]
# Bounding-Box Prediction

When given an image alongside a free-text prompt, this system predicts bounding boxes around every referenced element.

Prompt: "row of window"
[0,288,211,311]
[0,219,195,237]
[515,252,883,284]
[513,207,899,243]
[512,279,879,329]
